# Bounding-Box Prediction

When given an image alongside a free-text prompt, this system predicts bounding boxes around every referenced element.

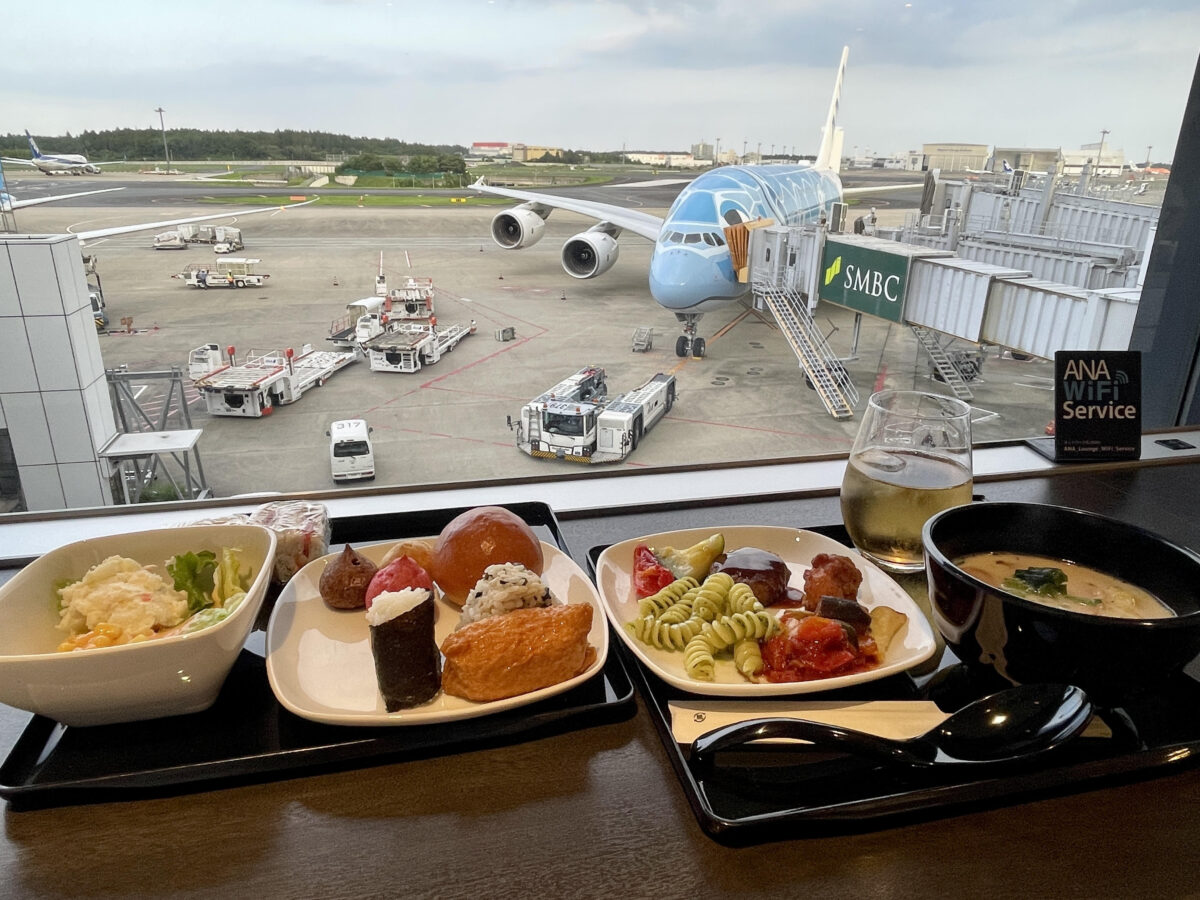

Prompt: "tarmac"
[14,187,1058,501]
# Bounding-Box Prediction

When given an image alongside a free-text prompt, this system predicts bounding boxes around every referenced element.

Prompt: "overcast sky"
[2,1,1197,162]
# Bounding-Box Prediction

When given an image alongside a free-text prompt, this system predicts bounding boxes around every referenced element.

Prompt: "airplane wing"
[1,157,40,169]
[72,197,319,243]
[470,178,663,241]
[7,187,125,210]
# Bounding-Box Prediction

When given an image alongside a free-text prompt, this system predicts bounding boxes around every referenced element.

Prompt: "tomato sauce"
[760,613,879,682]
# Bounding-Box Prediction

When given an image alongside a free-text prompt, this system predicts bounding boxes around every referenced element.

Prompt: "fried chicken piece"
[801,552,863,611]
[441,603,594,702]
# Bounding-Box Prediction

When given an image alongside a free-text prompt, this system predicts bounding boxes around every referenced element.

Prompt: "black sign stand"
[1025,350,1142,462]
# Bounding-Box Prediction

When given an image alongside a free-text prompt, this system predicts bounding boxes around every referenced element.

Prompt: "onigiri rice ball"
[456,563,558,629]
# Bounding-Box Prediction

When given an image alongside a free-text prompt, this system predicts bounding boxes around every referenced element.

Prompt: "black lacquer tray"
[0,502,635,809]
[588,524,1200,844]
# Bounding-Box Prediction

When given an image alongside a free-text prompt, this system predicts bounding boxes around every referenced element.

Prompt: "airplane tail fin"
[814,46,849,173]
[25,131,42,159]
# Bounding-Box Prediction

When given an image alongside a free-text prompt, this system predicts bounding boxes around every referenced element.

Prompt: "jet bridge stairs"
[750,274,858,419]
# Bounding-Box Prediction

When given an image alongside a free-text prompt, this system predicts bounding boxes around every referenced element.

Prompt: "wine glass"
[840,390,973,573]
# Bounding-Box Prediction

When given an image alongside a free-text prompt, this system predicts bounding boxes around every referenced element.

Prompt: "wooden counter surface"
[1,462,1197,899]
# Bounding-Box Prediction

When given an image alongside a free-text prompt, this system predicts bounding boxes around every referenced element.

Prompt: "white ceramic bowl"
[0,524,276,727]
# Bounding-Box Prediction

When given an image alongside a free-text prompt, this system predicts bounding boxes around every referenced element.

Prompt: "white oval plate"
[595,526,936,697]
[266,540,608,725]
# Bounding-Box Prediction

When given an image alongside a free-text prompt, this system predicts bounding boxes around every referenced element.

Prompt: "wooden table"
[1,461,1197,899]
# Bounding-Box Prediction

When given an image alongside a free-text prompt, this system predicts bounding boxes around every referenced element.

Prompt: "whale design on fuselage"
[471,45,917,357]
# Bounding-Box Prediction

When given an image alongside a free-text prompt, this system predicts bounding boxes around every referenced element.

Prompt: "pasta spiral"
[733,638,764,678]
[689,572,734,622]
[626,613,706,651]
[637,576,698,618]
[726,581,762,614]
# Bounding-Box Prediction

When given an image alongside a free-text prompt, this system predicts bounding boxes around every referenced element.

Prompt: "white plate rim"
[265,539,608,725]
[595,525,936,697]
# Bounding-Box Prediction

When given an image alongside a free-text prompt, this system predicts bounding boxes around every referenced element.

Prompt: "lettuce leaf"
[168,550,218,613]
[213,547,249,606]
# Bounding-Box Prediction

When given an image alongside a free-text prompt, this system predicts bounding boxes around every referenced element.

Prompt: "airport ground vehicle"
[328,278,437,348]
[515,367,675,462]
[174,258,268,288]
[153,231,187,250]
[364,320,475,373]
[188,343,357,417]
[385,276,435,318]
[328,297,389,347]
[177,224,244,250]
[328,419,375,482]
[89,287,107,330]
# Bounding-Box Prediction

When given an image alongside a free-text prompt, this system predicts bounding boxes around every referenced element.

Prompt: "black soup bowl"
[923,502,1200,697]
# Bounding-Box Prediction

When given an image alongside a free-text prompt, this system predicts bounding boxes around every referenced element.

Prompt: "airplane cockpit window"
[684,233,702,244]
[702,233,716,246]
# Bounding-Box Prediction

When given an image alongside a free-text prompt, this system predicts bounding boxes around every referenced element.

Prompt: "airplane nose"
[649,248,731,310]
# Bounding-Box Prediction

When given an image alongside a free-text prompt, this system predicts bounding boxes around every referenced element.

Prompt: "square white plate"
[266,540,608,725]
[595,525,936,697]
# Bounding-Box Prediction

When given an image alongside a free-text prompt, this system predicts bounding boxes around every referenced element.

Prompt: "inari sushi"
[365,589,441,710]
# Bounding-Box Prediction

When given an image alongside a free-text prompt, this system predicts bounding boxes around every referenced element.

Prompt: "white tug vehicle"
[188,343,357,417]
[515,366,675,463]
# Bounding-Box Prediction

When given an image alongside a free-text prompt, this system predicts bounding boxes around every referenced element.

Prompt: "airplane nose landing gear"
[674,314,707,358]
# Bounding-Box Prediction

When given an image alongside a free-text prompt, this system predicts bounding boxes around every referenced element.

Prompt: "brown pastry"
[440,603,594,702]
[319,544,379,609]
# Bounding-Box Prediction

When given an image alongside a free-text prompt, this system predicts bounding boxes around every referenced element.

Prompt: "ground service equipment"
[174,258,268,288]
[364,320,475,373]
[188,343,357,417]
[516,367,675,462]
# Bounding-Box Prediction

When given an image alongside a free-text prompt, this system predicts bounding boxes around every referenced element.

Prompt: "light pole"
[1097,128,1109,177]
[154,107,170,171]
[715,137,720,166]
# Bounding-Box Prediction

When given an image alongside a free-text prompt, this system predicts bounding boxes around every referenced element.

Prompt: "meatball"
[801,552,862,611]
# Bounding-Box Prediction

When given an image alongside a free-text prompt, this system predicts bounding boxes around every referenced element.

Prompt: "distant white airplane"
[2,131,106,175]
[471,46,921,356]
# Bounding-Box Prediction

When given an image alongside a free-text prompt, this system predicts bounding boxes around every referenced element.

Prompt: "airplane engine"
[561,231,619,279]
[85,165,101,174]
[490,205,546,249]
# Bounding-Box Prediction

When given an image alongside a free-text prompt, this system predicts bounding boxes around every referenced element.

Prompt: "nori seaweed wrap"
[365,589,441,710]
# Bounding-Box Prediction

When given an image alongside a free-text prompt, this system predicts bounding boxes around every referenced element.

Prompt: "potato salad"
[56,549,250,651]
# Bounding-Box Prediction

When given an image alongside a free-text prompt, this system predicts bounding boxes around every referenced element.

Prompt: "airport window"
[1,7,1196,514]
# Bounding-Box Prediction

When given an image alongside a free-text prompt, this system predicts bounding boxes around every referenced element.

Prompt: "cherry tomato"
[633,544,677,598]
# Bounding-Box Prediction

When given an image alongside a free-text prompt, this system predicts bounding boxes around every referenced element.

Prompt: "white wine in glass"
[840,391,973,573]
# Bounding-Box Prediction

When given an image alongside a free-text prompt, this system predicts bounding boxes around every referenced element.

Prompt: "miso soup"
[956,552,1173,619]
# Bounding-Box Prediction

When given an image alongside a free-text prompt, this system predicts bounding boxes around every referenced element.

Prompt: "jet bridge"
[749,221,1145,417]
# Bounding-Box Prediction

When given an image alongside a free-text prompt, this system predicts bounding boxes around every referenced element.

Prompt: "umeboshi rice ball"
[431,506,543,606]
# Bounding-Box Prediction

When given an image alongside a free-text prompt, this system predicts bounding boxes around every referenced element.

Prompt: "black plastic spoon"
[690,683,1092,768]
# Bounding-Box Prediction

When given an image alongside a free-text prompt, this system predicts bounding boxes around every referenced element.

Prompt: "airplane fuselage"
[33,153,98,175]
[647,164,843,313]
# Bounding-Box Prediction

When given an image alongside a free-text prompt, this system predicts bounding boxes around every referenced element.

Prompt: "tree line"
[0,130,632,168]
[0,129,469,163]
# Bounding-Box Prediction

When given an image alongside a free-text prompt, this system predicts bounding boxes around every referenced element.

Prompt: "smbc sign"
[818,240,910,323]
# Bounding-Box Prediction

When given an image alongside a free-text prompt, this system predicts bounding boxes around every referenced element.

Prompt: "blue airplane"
[471,46,919,357]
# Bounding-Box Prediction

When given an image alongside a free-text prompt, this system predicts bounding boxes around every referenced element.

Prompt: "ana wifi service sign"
[1054,350,1141,460]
